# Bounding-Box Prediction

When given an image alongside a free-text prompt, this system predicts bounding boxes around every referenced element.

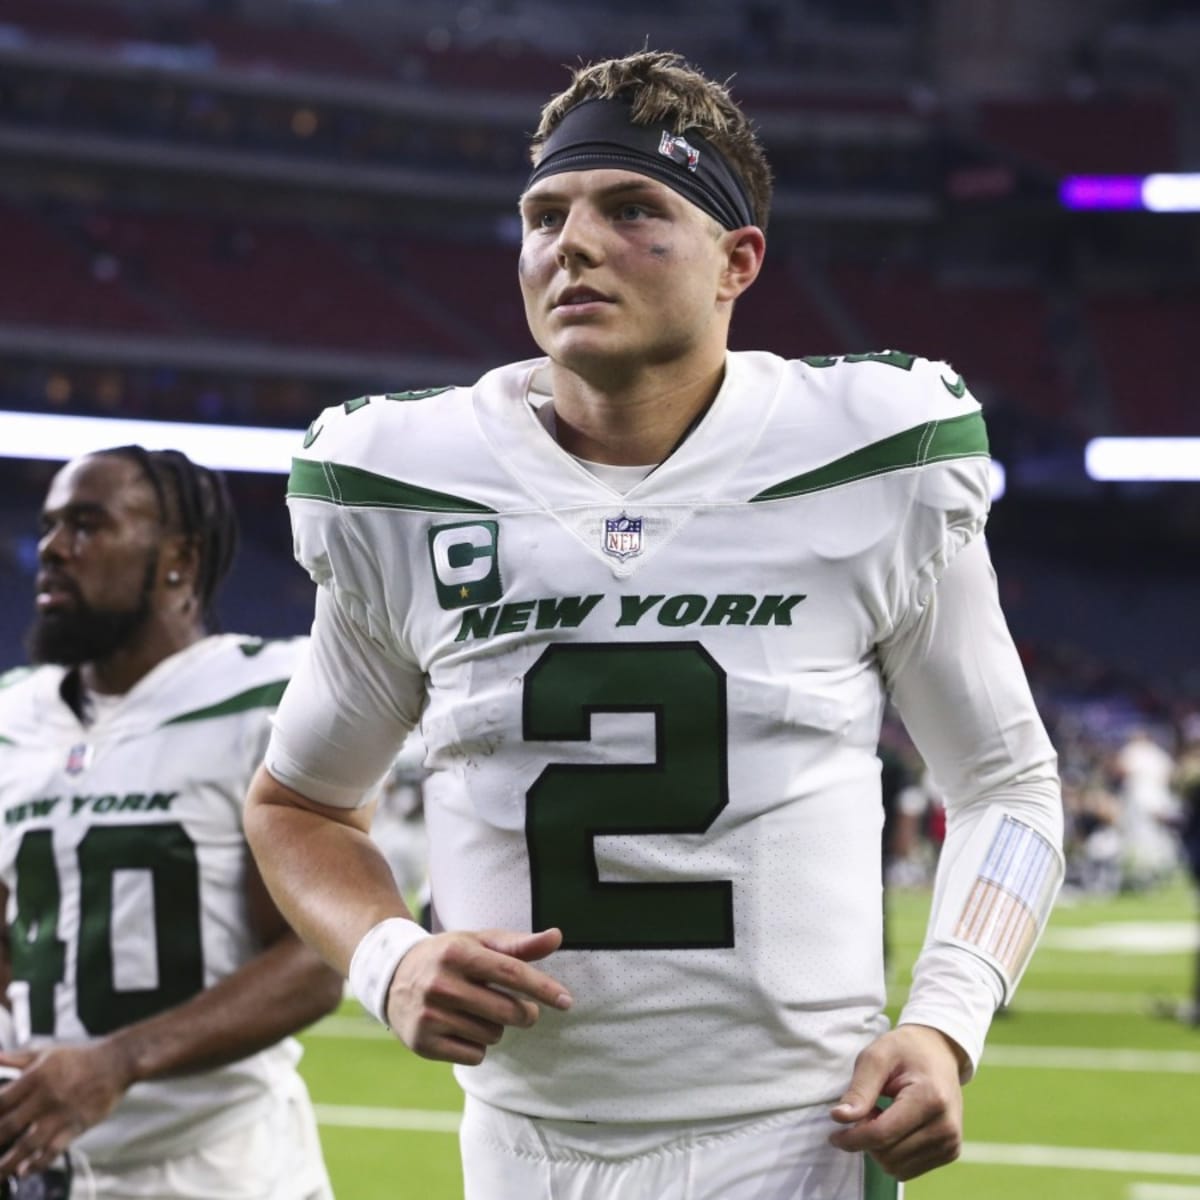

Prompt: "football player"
[0,447,341,1196]
[245,51,1065,1199]
[1171,723,1200,1025]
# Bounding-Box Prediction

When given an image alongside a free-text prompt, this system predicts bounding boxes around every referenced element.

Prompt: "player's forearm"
[884,538,1065,1070]
[243,764,414,976]
[103,932,343,1085]
[900,772,1062,1070]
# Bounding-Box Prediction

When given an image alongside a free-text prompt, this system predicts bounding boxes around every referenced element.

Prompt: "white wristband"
[348,917,432,1027]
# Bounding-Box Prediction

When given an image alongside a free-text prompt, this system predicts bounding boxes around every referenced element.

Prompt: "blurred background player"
[1112,726,1181,892]
[0,447,341,1196]
[1170,719,1200,1026]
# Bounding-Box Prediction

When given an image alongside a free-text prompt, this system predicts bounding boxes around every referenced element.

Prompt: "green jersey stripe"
[289,459,496,514]
[750,410,988,502]
[165,681,289,726]
[863,1156,900,1200]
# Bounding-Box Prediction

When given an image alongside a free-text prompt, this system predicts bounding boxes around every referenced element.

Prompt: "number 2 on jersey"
[524,642,735,950]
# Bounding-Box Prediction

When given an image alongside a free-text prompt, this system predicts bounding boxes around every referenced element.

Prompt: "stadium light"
[1143,174,1200,213]
[1060,173,1200,213]
[1085,438,1200,482]
[0,410,299,474]
[0,409,1010,499]
[1059,176,1144,211]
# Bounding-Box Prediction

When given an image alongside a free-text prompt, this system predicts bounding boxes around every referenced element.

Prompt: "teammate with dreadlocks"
[0,447,340,1197]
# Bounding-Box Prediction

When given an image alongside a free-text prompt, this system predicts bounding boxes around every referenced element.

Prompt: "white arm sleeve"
[265,586,426,809]
[879,534,1064,1076]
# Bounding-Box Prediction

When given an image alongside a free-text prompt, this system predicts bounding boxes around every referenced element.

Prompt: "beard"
[27,553,158,667]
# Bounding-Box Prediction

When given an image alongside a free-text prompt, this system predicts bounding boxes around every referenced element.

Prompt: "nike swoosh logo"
[302,421,324,449]
[941,373,967,399]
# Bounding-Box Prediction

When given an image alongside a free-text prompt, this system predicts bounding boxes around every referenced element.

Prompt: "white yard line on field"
[314,1104,462,1133]
[308,1015,389,1038]
[985,1045,1200,1073]
[1128,1185,1200,1199]
[960,1144,1200,1177]
[1012,989,1174,1014]
[1023,960,1186,976]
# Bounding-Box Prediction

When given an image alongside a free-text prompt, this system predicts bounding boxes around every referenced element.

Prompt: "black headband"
[525,97,756,231]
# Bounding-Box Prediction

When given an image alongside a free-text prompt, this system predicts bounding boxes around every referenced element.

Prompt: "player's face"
[29,455,164,666]
[518,169,733,379]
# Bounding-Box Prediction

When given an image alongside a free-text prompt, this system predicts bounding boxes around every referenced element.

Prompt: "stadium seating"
[730,256,848,359]
[976,97,1177,175]
[1085,292,1195,434]
[77,208,475,357]
[0,0,134,43]
[378,234,540,362]
[0,199,173,334]
[180,12,389,80]
[829,263,1076,420]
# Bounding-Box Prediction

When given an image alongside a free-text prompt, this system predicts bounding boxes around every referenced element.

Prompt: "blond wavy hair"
[530,50,773,230]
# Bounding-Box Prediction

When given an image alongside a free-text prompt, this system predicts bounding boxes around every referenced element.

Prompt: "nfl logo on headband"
[658,131,700,173]
[527,98,754,230]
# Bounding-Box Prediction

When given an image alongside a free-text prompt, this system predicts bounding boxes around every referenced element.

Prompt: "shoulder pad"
[799,350,979,427]
[297,389,463,469]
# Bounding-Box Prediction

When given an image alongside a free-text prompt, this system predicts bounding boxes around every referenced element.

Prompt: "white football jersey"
[0,635,308,1166]
[278,350,994,1121]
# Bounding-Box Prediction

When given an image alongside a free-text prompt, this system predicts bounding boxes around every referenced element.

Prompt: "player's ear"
[159,533,201,603]
[717,226,765,303]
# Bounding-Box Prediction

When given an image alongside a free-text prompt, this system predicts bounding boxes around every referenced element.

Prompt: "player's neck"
[547,355,726,467]
[79,619,208,697]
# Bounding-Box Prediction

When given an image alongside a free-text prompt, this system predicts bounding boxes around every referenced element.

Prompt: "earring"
[167,570,181,584]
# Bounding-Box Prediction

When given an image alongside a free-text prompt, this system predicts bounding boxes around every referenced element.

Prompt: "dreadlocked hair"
[95,445,239,632]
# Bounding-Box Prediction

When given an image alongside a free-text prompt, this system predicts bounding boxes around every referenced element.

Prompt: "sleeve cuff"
[898,942,1004,1081]
[263,734,383,810]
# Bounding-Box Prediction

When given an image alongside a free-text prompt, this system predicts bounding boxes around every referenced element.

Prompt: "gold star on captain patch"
[459,585,470,599]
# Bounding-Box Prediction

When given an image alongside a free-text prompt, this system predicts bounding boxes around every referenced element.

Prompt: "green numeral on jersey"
[341,388,453,416]
[10,824,204,1036]
[803,350,916,371]
[844,349,916,370]
[77,824,204,1033]
[524,642,734,950]
[384,387,453,402]
[11,830,67,1034]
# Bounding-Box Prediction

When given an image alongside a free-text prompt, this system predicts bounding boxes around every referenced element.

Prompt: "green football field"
[296,880,1200,1199]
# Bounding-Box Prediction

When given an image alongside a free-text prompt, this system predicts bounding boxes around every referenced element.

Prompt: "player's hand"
[0,1041,134,1178]
[386,926,572,1066]
[827,1024,965,1180]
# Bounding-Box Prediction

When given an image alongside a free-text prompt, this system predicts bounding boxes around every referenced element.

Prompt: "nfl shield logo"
[603,514,644,562]
[65,743,91,775]
[658,130,701,172]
